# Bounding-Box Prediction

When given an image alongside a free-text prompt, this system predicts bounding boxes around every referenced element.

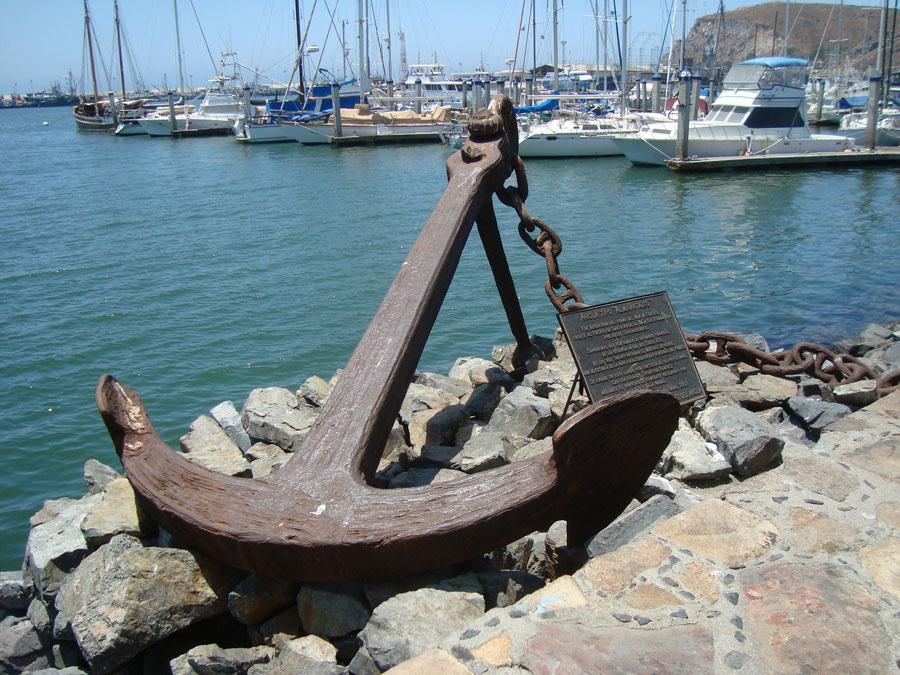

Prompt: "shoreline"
[1,318,898,673]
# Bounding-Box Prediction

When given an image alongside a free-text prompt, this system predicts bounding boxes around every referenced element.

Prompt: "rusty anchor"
[96,96,679,582]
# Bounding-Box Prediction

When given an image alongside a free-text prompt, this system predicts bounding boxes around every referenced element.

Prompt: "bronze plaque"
[557,292,705,405]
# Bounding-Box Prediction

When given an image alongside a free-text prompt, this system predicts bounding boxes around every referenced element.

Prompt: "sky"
[0,0,887,95]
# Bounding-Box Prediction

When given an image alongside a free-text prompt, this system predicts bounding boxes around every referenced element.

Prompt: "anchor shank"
[287,141,513,480]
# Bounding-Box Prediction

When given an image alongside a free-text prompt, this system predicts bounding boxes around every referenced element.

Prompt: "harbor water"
[1,105,898,570]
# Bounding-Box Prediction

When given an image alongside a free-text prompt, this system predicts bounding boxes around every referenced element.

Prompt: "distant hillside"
[672,2,898,79]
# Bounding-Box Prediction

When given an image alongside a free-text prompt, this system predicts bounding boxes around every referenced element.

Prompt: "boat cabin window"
[723,64,808,90]
[706,105,749,123]
[744,106,804,128]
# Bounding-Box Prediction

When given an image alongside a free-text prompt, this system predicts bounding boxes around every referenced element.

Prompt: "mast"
[553,0,560,93]
[784,0,790,55]
[173,0,186,102]
[295,0,305,97]
[385,0,393,86]
[83,0,100,105]
[114,0,126,99]
[621,0,628,114]
[532,0,537,77]
[358,0,369,93]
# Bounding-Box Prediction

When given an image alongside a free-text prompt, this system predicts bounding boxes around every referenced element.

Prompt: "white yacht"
[833,109,900,147]
[278,104,455,145]
[518,110,673,157]
[613,57,854,166]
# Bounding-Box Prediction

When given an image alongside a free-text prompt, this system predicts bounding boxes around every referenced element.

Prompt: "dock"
[666,148,900,171]
[327,131,445,146]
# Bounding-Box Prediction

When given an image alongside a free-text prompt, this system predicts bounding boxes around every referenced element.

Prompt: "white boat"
[833,109,900,147]
[279,104,455,145]
[138,53,246,137]
[518,110,673,157]
[394,65,466,108]
[613,57,854,166]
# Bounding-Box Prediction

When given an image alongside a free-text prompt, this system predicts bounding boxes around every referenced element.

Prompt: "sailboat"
[72,0,116,130]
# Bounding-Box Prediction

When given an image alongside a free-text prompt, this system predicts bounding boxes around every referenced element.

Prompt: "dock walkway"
[666,147,900,171]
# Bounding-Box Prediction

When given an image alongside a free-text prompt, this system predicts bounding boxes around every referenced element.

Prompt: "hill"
[674,1,898,79]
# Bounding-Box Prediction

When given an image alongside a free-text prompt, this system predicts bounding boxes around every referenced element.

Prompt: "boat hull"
[832,126,900,147]
[234,120,298,143]
[518,132,622,157]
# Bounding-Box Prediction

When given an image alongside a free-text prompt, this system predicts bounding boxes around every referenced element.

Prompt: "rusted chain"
[684,331,899,396]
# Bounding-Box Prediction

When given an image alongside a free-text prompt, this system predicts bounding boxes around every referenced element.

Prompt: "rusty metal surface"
[684,331,900,396]
[96,96,680,582]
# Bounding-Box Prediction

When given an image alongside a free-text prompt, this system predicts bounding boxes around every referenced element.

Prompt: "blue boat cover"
[736,57,808,68]
[514,98,559,113]
[838,96,868,109]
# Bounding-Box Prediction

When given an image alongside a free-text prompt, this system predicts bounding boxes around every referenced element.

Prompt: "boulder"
[585,494,683,558]
[694,405,784,477]
[448,357,514,388]
[297,582,371,638]
[170,644,275,675]
[240,387,318,451]
[786,396,852,433]
[414,372,472,400]
[297,375,333,408]
[388,468,467,488]
[486,386,556,439]
[359,588,484,671]
[80,478,155,548]
[463,382,505,421]
[453,432,514,473]
[24,492,103,599]
[0,616,50,672]
[475,570,544,609]
[55,534,241,674]
[179,415,252,477]
[209,400,252,452]
[228,575,301,626]
[407,405,468,449]
[83,459,122,495]
[660,420,732,482]
[399,383,460,425]
[522,361,577,399]
[0,571,32,612]
[832,380,879,407]
[738,374,798,409]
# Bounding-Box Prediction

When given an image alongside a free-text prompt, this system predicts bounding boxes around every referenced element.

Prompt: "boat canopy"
[724,57,809,91]
[515,98,560,114]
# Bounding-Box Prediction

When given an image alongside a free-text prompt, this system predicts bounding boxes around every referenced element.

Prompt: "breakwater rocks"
[2,321,900,674]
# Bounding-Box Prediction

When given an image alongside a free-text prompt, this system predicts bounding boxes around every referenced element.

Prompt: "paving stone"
[651,499,779,566]
[781,455,860,501]
[581,538,671,595]
[381,647,472,674]
[520,623,715,674]
[875,502,900,529]
[678,560,720,605]
[585,494,682,558]
[517,575,587,613]
[741,564,892,674]
[858,537,900,602]
[624,584,682,610]
[469,631,512,668]
[791,508,858,554]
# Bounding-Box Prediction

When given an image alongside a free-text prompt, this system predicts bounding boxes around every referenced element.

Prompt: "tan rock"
[679,560,720,604]
[791,508,857,553]
[624,584,682,610]
[470,631,512,667]
[859,537,900,602]
[875,502,900,529]
[280,635,337,664]
[80,478,154,547]
[519,575,587,611]
[581,538,671,595]
[782,455,860,502]
[383,648,472,674]
[651,499,778,565]
[741,373,798,408]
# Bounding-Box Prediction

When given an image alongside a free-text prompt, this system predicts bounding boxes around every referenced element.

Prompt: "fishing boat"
[612,57,854,166]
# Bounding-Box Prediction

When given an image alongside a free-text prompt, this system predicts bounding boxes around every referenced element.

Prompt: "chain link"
[496,156,589,314]
[684,331,900,396]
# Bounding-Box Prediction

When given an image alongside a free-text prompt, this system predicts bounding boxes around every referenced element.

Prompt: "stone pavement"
[405,391,900,674]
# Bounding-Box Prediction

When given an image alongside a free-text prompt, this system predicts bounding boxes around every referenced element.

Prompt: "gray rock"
[448,357,514,388]
[585,494,684,558]
[407,405,468,449]
[694,361,742,395]
[297,582,370,638]
[884,342,900,368]
[0,616,49,673]
[210,400,252,452]
[463,382,505,421]
[638,474,677,500]
[297,375,334,408]
[412,445,461,469]
[695,405,785,477]
[661,421,732,482]
[83,459,122,495]
[24,492,103,599]
[249,455,291,478]
[26,598,52,641]
[548,385,590,419]
[414,372,472,400]
[28,668,86,675]
[359,588,484,671]
[52,610,73,642]
[453,420,487,446]
[244,443,286,462]
[347,646,380,675]
[80,478,155,548]
[832,380,879,407]
[169,644,276,675]
[179,415,252,477]
[388,468,467,488]
[400,383,459,425]
[228,575,301,626]
[475,570,544,609]
[258,606,302,641]
[55,534,241,674]
[241,387,318,451]
[786,396,853,433]
[486,386,556,439]
[513,437,553,462]
[0,571,32,611]
[522,362,577,398]
[363,570,475,609]
[832,323,893,356]
[278,635,337,665]
[738,374,798,410]
[454,432,513,473]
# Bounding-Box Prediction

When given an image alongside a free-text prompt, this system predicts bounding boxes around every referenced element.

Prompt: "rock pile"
[2,321,899,674]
